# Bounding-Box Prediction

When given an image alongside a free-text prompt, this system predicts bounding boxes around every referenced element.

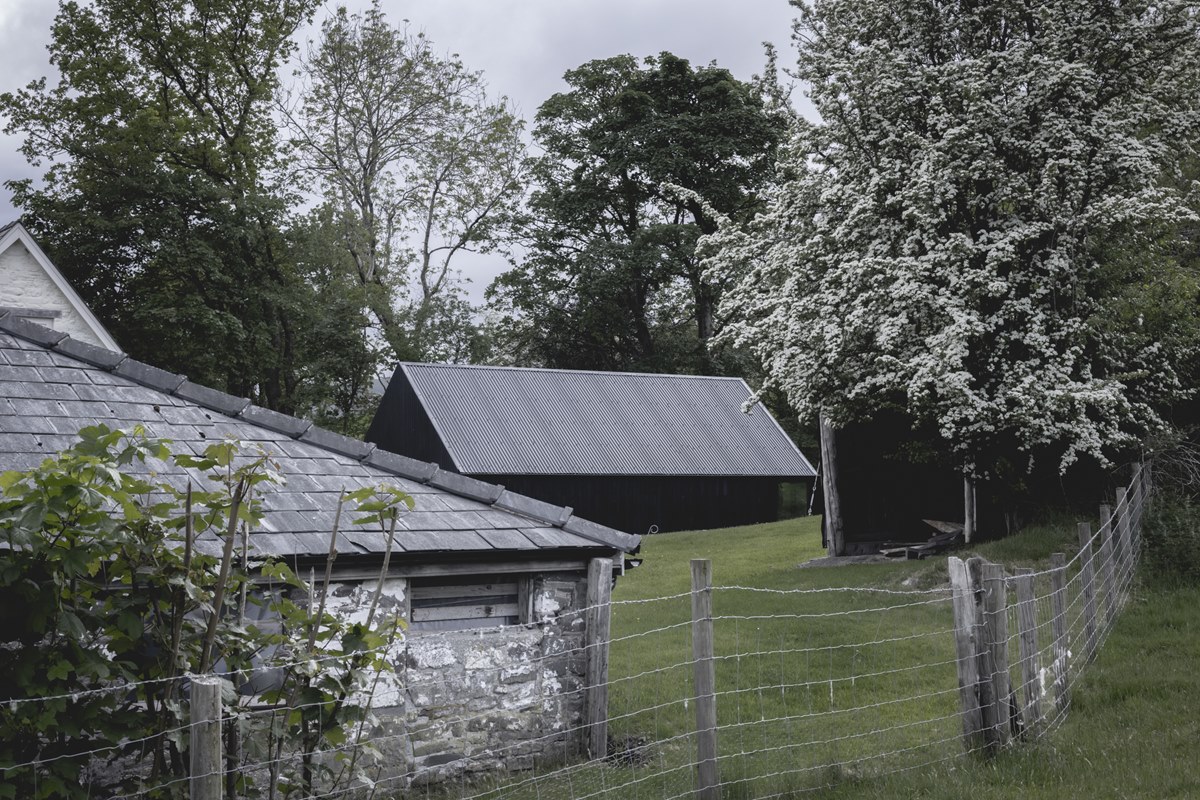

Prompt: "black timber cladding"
[367,363,816,534]
[0,314,640,561]
[375,363,816,477]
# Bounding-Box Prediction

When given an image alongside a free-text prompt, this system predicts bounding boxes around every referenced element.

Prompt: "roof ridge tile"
[494,489,574,528]
[52,336,128,370]
[428,468,505,504]
[114,358,186,393]
[174,380,251,417]
[299,426,376,461]
[363,449,439,482]
[563,514,640,551]
[0,313,69,348]
[238,404,313,438]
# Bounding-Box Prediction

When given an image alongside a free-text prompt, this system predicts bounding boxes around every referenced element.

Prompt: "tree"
[710,0,1200,481]
[290,1,525,364]
[0,0,324,410]
[489,52,788,373]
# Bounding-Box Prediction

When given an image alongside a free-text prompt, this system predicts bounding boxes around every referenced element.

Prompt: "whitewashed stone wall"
[324,571,590,789]
[0,239,110,348]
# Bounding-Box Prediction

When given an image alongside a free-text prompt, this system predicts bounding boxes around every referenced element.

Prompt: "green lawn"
[436,514,1200,799]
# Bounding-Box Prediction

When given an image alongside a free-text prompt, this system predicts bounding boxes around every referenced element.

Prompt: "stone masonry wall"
[324,571,590,789]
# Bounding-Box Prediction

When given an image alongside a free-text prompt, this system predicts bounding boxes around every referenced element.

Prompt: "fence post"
[1048,553,1070,715]
[190,674,223,800]
[585,557,613,760]
[1077,522,1099,663]
[976,560,1012,748]
[947,557,984,752]
[1100,502,1115,581]
[690,559,720,800]
[1013,568,1041,735]
[1115,488,1132,584]
[1097,509,1116,629]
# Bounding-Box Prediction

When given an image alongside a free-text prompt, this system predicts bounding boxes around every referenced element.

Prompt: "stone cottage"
[0,225,640,788]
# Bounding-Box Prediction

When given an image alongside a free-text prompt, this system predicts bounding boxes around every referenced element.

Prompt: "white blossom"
[707,0,1200,476]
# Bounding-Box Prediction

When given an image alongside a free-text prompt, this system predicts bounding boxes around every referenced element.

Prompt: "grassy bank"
[445,512,1199,799]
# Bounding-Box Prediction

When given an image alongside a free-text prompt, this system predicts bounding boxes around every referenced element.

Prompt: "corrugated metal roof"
[0,319,640,557]
[399,363,816,478]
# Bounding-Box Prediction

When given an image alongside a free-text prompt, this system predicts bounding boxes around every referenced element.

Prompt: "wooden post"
[963,476,976,544]
[690,559,720,800]
[1049,553,1070,715]
[1115,488,1131,578]
[1077,522,1098,663]
[947,557,985,751]
[1100,503,1116,591]
[1097,509,1116,629]
[1013,568,1041,735]
[190,674,223,800]
[585,558,613,760]
[976,560,1012,747]
[819,414,844,556]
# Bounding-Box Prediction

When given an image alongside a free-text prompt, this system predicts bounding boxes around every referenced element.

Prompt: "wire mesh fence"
[1,466,1150,799]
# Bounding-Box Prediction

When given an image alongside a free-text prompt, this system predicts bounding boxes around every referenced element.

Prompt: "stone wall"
[324,571,591,789]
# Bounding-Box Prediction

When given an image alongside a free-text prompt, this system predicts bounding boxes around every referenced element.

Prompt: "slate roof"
[387,363,817,478]
[0,314,639,560]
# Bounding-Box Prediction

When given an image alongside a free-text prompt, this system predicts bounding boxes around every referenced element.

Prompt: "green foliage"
[1142,491,1200,584]
[0,426,411,798]
[291,1,525,365]
[0,0,341,413]
[489,51,787,374]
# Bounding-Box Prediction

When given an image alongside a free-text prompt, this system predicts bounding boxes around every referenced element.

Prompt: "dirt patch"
[796,554,894,568]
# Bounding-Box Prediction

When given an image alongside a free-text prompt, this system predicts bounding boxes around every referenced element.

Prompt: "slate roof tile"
[0,326,640,558]
[0,381,79,401]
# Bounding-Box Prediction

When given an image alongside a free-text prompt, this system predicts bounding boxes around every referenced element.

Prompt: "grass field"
[441,510,1200,799]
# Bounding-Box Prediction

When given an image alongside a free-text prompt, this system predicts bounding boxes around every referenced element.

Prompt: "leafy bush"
[0,426,410,799]
[1141,490,1200,584]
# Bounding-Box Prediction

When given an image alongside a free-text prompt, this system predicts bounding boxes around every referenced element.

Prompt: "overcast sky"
[0,0,809,296]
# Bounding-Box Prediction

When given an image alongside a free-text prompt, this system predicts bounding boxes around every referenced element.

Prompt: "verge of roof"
[0,311,640,553]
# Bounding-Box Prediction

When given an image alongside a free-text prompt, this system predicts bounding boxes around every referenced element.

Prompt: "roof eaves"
[0,319,641,554]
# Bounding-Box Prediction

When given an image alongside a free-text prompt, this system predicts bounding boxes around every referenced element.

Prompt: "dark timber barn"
[366,364,817,535]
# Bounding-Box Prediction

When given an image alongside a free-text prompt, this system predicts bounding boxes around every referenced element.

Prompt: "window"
[409,576,528,632]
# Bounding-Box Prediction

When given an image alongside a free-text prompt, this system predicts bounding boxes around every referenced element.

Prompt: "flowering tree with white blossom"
[710,0,1200,480]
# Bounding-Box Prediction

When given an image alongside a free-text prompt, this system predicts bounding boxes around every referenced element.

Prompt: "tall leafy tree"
[490,52,788,373]
[290,1,526,364]
[1,0,321,410]
[710,0,1200,479]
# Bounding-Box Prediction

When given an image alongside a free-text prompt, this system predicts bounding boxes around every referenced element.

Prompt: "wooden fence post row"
[691,559,720,800]
[948,554,1084,754]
